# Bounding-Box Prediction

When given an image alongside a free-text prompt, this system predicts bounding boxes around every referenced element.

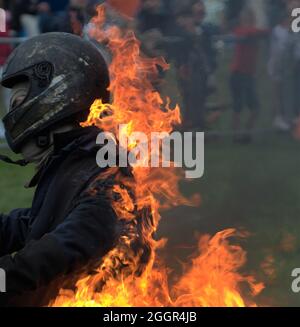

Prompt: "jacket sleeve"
[0,187,119,301]
[0,209,31,257]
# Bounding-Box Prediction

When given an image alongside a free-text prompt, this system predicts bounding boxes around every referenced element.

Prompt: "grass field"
[159,133,300,307]
[0,46,299,306]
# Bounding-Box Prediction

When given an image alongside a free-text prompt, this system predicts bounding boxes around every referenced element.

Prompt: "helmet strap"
[0,154,29,166]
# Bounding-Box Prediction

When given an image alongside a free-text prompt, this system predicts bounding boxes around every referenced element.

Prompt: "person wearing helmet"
[0,32,129,306]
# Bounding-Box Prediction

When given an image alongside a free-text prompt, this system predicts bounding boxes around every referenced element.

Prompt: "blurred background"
[1,0,300,306]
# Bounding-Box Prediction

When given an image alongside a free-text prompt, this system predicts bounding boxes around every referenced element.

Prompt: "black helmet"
[1,32,110,153]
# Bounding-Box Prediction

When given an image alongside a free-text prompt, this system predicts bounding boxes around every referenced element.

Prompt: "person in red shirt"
[0,18,11,70]
[230,9,268,143]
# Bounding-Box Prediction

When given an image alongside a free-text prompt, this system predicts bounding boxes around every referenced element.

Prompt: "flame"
[49,5,263,307]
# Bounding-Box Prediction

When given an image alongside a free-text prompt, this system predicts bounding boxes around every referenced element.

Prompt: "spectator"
[192,0,218,76]
[11,0,40,36]
[173,7,208,129]
[293,36,300,122]
[289,1,300,121]
[247,0,268,28]
[224,0,246,30]
[268,12,292,131]
[230,9,268,143]
[268,0,287,27]
[192,0,224,126]
[41,0,69,13]
[137,0,170,34]
[202,0,225,26]
[40,0,87,35]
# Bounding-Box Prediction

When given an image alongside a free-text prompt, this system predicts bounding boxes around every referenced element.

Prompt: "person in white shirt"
[268,14,293,131]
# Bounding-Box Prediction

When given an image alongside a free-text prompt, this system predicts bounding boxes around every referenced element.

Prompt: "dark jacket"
[0,126,122,306]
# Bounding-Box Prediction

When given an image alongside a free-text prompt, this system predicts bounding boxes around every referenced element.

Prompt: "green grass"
[0,149,34,212]
[159,134,300,307]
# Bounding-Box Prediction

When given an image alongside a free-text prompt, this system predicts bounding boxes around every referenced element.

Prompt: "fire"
[49,5,263,307]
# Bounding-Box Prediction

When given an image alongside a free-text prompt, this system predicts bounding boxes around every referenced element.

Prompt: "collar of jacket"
[52,126,101,154]
[26,126,102,188]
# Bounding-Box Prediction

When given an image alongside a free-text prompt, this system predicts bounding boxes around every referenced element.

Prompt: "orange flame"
[49,5,263,307]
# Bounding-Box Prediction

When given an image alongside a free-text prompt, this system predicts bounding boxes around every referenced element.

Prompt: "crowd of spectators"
[1,0,300,143]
